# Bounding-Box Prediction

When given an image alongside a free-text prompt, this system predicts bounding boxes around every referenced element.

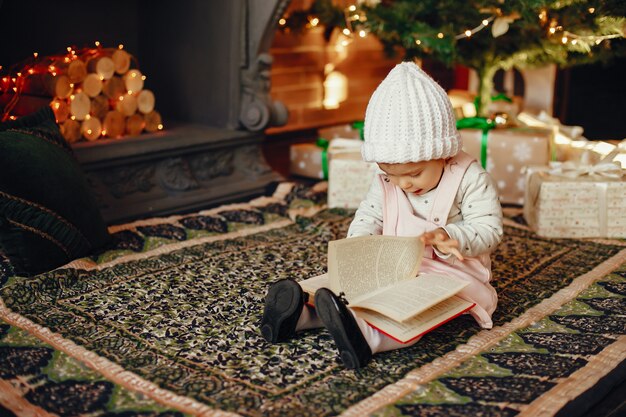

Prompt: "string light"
[342,28,351,36]
[95,41,100,47]
[279,18,286,26]
[118,44,124,49]
[454,16,495,39]
[588,7,595,14]
[310,17,319,27]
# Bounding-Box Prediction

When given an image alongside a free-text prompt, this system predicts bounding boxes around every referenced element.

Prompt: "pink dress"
[380,151,498,329]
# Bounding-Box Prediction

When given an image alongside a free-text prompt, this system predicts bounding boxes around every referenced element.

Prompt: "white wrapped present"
[327,139,378,209]
[523,155,626,238]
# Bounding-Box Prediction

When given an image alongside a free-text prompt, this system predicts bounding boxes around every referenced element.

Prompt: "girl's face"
[378,159,446,195]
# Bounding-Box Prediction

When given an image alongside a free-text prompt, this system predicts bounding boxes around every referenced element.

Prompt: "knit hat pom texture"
[362,62,461,163]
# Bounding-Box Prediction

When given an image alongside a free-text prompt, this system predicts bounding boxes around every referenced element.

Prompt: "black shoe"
[260,279,307,343]
[314,288,372,369]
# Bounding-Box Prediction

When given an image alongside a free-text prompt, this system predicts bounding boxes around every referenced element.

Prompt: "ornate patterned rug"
[0,183,624,416]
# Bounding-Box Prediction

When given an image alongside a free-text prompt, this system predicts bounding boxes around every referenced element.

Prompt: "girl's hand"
[420,228,464,261]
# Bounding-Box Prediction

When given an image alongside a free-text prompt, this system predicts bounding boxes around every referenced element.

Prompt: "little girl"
[260,62,503,369]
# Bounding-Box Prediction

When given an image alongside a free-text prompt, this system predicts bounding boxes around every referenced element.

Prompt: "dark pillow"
[0,106,110,276]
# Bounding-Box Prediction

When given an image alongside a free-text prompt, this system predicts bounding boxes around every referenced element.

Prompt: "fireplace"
[0,0,290,224]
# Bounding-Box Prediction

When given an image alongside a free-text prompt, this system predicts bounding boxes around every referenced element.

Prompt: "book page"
[328,235,423,301]
[298,273,329,301]
[350,273,469,322]
[356,296,475,343]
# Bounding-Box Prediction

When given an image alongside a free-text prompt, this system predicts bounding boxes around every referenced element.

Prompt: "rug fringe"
[340,248,626,417]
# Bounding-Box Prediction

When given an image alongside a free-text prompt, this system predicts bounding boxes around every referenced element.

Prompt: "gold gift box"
[460,127,554,205]
[289,143,326,179]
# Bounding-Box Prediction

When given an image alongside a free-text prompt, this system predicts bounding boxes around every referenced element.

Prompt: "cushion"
[0,106,110,276]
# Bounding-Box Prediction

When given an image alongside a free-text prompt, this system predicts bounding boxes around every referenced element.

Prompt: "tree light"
[342,28,351,36]
[279,18,286,25]
[465,30,472,37]
[482,19,489,26]
[437,32,444,38]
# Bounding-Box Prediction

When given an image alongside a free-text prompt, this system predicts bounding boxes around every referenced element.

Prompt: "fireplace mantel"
[0,0,291,224]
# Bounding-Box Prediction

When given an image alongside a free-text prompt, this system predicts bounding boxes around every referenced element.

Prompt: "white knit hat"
[362,62,461,163]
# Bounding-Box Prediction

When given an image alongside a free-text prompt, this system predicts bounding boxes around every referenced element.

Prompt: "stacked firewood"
[0,45,162,143]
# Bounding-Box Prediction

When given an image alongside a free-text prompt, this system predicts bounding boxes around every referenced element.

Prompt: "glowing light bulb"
[99,76,104,81]
[131,72,137,77]
[342,28,351,36]
[549,27,556,34]
[16,72,21,77]
[71,116,76,120]
[118,44,124,49]
[465,30,472,37]
[70,95,75,100]
[141,76,146,80]
[119,96,124,101]
[348,5,356,12]
[67,47,72,52]
[561,36,568,44]
[33,52,38,58]
[572,39,578,45]
[102,130,107,135]
[64,57,70,63]
[54,103,60,109]
[310,17,319,27]
[87,129,92,134]
[359,30,366,38]
[128,90,133,94]
[158,124,163,130]
[12,87,17,92]
[588,7,595,13]
[85,114,91,120]
[437,32,444,39]
[279,18,286,26]
[69,83,74,88]
[415,39,421,45]
[28,69,34,74]
[95,41,100,46]
[482,19,489,26]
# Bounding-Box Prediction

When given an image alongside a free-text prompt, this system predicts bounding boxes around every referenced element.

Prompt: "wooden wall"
[266,1,399,135]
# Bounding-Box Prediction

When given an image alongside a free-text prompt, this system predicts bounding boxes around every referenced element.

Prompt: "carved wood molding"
[239,0,291,131]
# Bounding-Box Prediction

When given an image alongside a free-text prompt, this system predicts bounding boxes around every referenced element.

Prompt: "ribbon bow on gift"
[548,161,624,179]
[456,117,497,169]
[548,146,624,179]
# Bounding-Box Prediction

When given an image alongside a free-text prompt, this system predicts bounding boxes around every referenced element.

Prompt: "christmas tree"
[285,0,626,117]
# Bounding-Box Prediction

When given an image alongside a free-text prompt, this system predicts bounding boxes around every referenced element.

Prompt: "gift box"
[289,142,327,179]
[327,139,378,209]
[460,126,554,205]
[523,161,626,238]
[318,122,362,141]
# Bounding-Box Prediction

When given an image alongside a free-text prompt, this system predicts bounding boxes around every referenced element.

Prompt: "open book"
[299,235,475,343]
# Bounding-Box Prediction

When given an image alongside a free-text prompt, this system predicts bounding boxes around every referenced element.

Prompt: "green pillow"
[0,106,110,276]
